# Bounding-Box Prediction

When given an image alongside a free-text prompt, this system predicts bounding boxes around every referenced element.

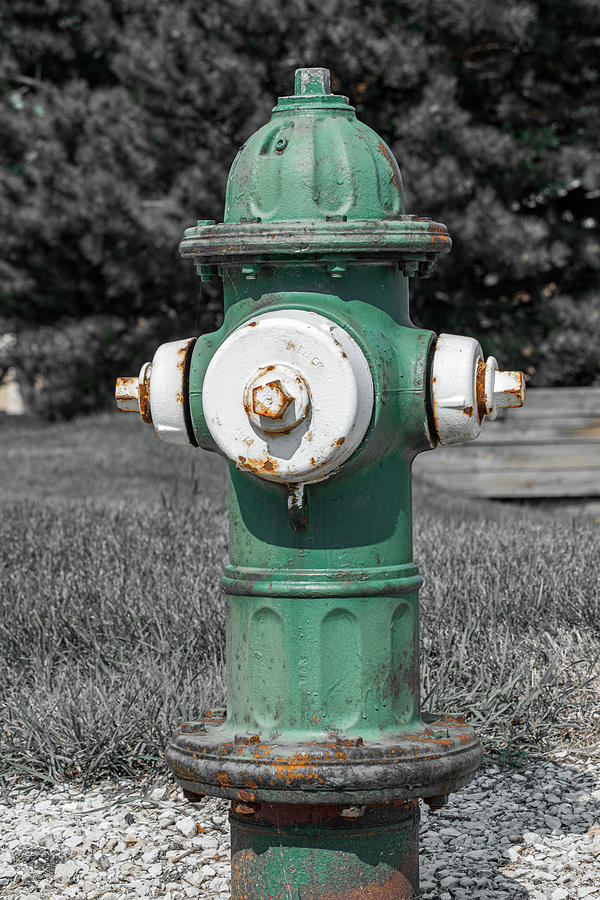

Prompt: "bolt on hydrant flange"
[115,66,525,898]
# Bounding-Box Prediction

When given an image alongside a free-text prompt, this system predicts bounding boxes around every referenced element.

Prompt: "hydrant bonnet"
[224,66,405,224]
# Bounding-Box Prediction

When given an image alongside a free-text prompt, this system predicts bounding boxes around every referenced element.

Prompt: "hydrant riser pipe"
[224,457,420,738]
[225,584,420,740]
[226,453,415,568]
[229,801,420,899]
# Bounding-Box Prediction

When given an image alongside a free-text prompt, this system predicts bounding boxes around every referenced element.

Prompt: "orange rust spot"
[238,454,279,476]
[335,436,345,447]
[476,359,487,420]
[238,788,255,802]
[273,759,325,784]
[176,391,184,404]
[432,394,441,440]
[310,457,316,465]
[235,804,255,815]
[245,321,258,327]
[244,778,258,789]
[252,380,293,418]
[377,140,400,189]
[138,373,152,425]
[463,405,473,417]
[216,771,231,787]
[241,734,260,744]
[439,713,466,726]
[317,868,417,898]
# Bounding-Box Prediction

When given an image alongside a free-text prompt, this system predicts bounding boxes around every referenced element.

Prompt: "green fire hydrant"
[116,68,525,898]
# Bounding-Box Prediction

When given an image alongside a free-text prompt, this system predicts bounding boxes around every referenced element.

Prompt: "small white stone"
[65,834,84,848]
[199,864,216,881]
[54,860,80,882]
[177,816,198,837]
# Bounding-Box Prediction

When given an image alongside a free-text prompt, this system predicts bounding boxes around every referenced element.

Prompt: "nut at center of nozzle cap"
[244,365,310,435]
[252,380,293,419]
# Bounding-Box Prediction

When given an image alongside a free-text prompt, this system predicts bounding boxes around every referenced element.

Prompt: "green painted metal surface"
[224,68,404,225]
[230,802,419,899]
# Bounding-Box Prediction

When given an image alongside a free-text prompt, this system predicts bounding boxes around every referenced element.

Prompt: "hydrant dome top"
[223,67,407,224]
[179,67,452,270]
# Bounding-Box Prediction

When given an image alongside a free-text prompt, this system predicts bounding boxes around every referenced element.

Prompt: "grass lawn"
[1,411,598,784]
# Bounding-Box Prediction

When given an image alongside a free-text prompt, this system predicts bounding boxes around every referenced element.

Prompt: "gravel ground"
[1,748,599,899]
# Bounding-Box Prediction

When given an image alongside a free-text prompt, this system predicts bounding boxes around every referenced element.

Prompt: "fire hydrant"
[116,68,524,898]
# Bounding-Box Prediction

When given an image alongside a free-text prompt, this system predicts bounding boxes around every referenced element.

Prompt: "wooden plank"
[415,443,600,471]
[508,387,600,416]
[414,386,600,498]
[415,468,600,499]
[472,418,600,445]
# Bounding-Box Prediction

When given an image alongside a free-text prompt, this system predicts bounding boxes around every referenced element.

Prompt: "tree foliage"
[1,0,599,415]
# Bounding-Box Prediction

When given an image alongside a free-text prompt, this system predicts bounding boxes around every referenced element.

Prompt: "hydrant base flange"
[166,712,482,806]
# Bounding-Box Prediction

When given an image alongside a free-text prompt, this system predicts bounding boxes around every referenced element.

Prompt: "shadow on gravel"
[419,756,600,898]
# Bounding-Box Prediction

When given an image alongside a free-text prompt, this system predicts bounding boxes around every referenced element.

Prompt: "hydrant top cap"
[222,67,407,224]
[179,66,453,266]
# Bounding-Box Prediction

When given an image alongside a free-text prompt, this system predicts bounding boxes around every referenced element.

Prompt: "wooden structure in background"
[414,387,600,499]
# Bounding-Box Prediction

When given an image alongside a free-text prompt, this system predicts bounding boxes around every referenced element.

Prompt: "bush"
[6,315,163,420]
[1,0,598,408]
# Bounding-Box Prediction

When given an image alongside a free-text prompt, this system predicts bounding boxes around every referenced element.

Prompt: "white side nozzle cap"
[431,334,525,444]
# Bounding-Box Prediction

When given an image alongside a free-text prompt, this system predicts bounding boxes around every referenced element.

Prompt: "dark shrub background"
[1,0,599,417]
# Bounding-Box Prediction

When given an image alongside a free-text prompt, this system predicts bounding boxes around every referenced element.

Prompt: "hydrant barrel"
[116,66,525,898]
